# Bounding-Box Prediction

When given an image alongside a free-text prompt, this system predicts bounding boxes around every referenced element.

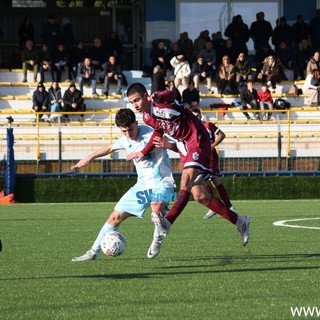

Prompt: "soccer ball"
[101,231,126,257]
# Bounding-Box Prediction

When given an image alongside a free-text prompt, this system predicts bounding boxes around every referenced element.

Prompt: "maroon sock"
[165,190,190,224]
[216,184,232,208]
[206,196,238,224]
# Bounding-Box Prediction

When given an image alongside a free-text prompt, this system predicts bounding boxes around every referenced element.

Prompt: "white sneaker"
[237,216,250,246]
[229,206,236,212]
[72,250,98,261]
[151,212,171,237]
[147,236,163,258]
[203,210,216,219]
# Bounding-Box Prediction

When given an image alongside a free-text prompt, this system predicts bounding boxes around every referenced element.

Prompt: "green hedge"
[0,175,319,202]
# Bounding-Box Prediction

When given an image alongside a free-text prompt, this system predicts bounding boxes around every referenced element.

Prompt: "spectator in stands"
[275,40,294,80]
[212,31,226,67]
[18,16,35,50]
[292,38,312,80]
[103,55,124,96]
[150,40,168,77]
[224,14,250,56]
[170,53,191,93]
[167,42,182,74]
[257,55,282,91]
[306,51,320,75]
[21,39,39,83]
[249,11,273,51]
[53,43,73,82]
[302,69,320,106]
[191,54,213,94]
[182,80,200,110]
[88,38,108,71]
[219,38,238,65]
[32,82,49,121]
[257,83,273,120]
[199,40,216,67]
[217,55,237,95]
[272,16,293,48]
[39,43,56,83]
[48,81,62,122]
[240,80,260,120]
[61,17,75,52]
[193,30,210,58]
[253,42,275,76]
[151,65,166,94]
[103,31,124,69]
[234,52,252,89]
[77,57,98,96]
[166,80,181,103]
[308,9,320,52]
[292,15,309,46]
[40,15,61,51]
[62,82,86,122]
[177,32,194,66]
[70,40,87,79]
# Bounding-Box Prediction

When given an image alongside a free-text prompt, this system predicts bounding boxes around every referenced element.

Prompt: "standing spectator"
[53,43,73,82]
[191,54,213,94]
[70,40,87,79]
[48,81,62,122]
[249,12,273,51]
[240,80,260,120]
[62,82,86,122]
[292,15,309,46]
[150,40,168,76]
[182,81,200,110]
[272,16,293,48]
[275,40,294,80]
[21,39,39,83]
[257,83,273,120]
[212,31,226,67]
[170,53,191,93]
[61,17,75,52]
[309,9,320,52]
[40,15,61,51]
[193,30,210,58]
[191,108,236,219]
[224,14,250,56]
[32,82,49,121]
[166,80,181,103]
[151,65,166,94]
[292,38,313,80]
[302,69,320,106]
[217,55,237,95]
[18,16,34,50]
[88,38,108,71]
[77,57,98,95]
[103,55,123,96]
[219,38,238,64]
[38,43,56,83]
[234,52,252,88]
[306,51,320,75]
[257,55,282,91]
[177,32,194,66]
[103,31,124,68]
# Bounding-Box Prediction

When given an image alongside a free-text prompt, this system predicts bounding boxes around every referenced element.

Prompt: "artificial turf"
[1,200,320,320]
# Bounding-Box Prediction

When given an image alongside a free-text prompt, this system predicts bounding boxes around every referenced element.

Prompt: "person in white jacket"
[302,68,320,105]
[170,54,191,92]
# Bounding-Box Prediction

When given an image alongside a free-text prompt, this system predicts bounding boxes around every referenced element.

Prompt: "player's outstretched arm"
[126,151,144,162]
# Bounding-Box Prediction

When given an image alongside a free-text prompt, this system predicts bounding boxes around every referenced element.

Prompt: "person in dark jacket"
[103,55,124,96]
[62,82,86,122]
[240,80,260,120]
[182,80,200,110]
[151,65,166,93]
[48,81,62,122]
[32,82,49,120]
[21,39,39,83]
[77,57,98,95]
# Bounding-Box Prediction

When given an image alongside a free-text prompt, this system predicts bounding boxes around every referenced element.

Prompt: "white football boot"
[203,210,216,219]
[72,250,98,261]
[151,212,171,237]
[236,216,250,246]
[147,236,163,259]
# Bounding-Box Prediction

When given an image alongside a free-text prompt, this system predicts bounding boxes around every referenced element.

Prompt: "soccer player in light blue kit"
[72,108,175,261]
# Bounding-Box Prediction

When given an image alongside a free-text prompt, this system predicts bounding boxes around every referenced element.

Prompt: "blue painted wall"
[283,0,317,20]
[145,0,175,21]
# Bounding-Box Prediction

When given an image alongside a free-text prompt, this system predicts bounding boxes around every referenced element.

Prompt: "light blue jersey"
[112,125,175,217]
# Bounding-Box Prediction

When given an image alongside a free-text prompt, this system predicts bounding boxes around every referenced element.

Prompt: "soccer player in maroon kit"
[126,83,250,246]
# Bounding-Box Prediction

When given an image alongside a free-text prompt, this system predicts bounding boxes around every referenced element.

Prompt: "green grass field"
[1,200,320,320]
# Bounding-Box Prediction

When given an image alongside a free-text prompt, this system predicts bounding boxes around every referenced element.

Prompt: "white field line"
[273,218,320,230]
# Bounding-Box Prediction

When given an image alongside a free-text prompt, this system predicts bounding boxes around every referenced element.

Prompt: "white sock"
[152,212,162,239]
[91,222,118,253]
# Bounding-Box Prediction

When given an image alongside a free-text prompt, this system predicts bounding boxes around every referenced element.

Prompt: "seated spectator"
[21,39,39,83]
[103,31,124,69]
[240,80,260,120]
[217,55,237,94]
[32,82,49,120]
[182,81,200,110]
[302,69,320,106]
[53,43,73,82]
[150,40,168,76]
[77,57,98,96]
[170,53,191,92]
[257,83,273,120]
[253,42,275,75]
[219,38,238,65]
[48,81,62,122]
[257,55,282,91]
[199,40,216,67]
[103,55,123,96]
[306,51,320,75]
[88,38,108,71]
[166,42,181,74]
[62,82,86,122]
[234,52,252,89]
[275,40,294,80]
[39,43,56,83]
[212,31,226,65]
[191,55,213,94]
[151,65,166,93]
[70,40,87,79]
[292,38,312,80]
[166,80,182,103]
[177,31,194,66]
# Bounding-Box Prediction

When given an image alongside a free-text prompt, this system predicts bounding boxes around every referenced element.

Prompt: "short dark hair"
[115,108,136,127]
[126,83,147,98]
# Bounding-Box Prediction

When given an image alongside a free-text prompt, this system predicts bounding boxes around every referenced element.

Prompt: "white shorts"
[114,183,175,218]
